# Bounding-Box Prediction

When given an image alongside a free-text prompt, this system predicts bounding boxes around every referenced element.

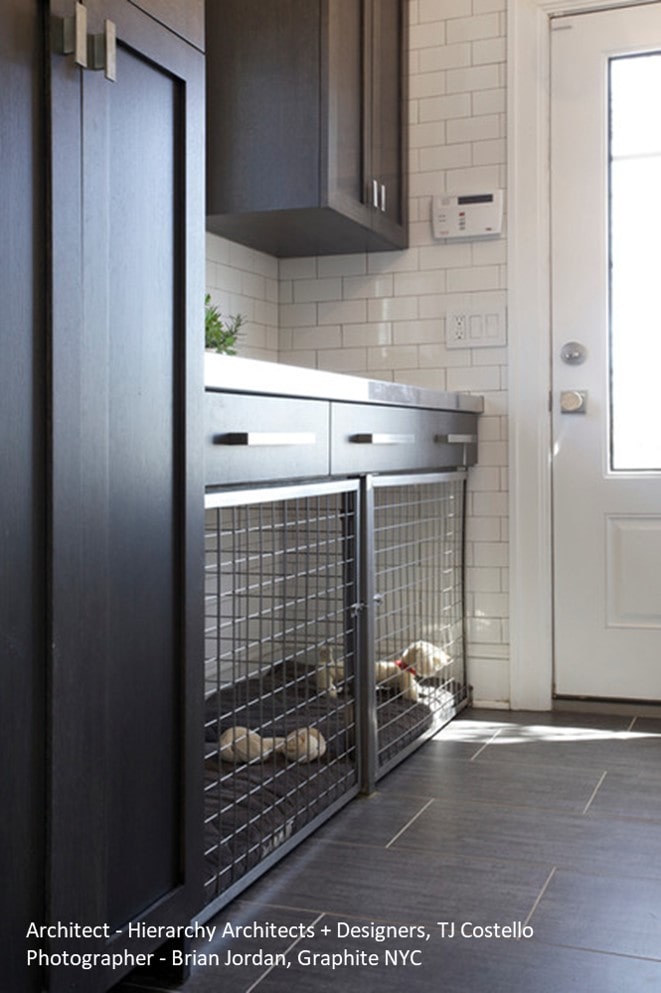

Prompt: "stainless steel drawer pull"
[435,433,478,445]
[216,432,316,447]
[350,433,416,445]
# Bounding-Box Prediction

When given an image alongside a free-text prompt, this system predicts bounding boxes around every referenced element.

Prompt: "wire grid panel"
[372,473,466,769]
[203,481,359,906]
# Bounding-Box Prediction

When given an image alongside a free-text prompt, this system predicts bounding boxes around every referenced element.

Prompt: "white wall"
[205,0,510,707]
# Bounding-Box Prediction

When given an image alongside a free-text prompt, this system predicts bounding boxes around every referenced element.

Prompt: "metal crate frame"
[201,478,362,921]
[360,471,468,789]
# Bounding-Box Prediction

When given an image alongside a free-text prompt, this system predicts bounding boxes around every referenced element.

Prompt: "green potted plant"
[205,294,244,355]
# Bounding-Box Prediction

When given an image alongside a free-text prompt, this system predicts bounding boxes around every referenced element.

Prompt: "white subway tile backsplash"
[419,0,472,21]
[446,64,500,94]
[472,37,507,65]
[342,322,393,347]
[318,299,367,326]
[289,325,342,351]
[446,13,500,44]
[293,278,343,303]
[409,71,447,100]
[279,257,317,280]
[418,42,471,73]
[419,93,472,122]
[446,114,501,144]
[394,270,446,297]
[318,348,368,373]
[418,143,472,173]
[410,21,446,50]
[367,296,419,322]
[207,0,511,705]
[343,274,395,300]
[317,254,368,277]
[367,344,419,370]
[279,302,318,327]
[446,364,501,392]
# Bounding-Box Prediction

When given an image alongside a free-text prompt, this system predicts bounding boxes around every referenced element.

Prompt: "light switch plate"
[446,304,507,349]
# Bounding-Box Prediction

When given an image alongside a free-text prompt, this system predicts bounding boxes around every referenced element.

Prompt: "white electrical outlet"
[446,304,507,349]
[448,311,467,344]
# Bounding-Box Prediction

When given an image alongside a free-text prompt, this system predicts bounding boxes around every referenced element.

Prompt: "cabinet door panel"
[370,0,407,241]
[104,40,180,927]
[326,0,370,226]
[129,0,204,49]
[49,1,204,987]
[0,2,46,991]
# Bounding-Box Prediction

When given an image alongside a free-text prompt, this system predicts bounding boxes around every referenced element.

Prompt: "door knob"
[560,341,587,364]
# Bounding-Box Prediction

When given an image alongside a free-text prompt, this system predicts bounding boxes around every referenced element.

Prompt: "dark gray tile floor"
[121,709,661,993]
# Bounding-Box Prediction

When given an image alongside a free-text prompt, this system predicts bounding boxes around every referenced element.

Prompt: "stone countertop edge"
[204,354,484,414]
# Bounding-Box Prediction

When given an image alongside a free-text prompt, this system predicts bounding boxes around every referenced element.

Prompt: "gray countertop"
[204,354,484,414]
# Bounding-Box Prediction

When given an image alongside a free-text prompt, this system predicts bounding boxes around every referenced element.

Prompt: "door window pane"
[609,54,661,471]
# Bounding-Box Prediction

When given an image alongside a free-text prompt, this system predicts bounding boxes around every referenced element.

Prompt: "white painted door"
[552,4,661,701]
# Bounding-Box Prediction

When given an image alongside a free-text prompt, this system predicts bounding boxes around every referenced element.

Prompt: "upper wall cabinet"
[205,0,408,257]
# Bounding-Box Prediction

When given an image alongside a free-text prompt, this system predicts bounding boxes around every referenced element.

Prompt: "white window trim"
[506,0,654,709]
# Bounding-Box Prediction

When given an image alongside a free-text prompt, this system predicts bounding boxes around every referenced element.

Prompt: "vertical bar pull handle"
[372,179,379,208]
[104,20,117,81]
[380,183,386,212]
[59,1,88,68]
[88,19,117,81]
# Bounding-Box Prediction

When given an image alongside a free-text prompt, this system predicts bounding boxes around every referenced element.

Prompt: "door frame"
[507,0,658,709]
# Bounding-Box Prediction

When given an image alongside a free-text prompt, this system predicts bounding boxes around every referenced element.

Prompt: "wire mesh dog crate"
[202,480,361,915]
[200,364,481,922]
[369,472,467,779]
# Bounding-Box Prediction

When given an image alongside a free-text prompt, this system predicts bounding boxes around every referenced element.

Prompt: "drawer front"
[205,392,330,485]
[331,402,478,474]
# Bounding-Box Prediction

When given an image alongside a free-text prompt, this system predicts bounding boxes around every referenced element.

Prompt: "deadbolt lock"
[560,390,587,414]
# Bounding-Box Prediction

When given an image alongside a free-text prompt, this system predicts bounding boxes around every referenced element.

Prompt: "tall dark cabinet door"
[0,3,46,991]
[48,2,204,989]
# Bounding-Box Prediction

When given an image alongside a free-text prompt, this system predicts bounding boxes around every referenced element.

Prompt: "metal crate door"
[202,479,360,915]
[370,472,467,779]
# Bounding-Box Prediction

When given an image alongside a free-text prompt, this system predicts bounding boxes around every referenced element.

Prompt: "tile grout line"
[385,798,436,849]
[246,911,326,993]
[469,727,503,761]
[582,770,607,815]
[523,866,557,930]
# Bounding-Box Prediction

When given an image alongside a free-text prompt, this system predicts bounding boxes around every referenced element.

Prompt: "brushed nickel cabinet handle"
[215,432,316,447]
[350,433,415,445]
[59,1,88,68]
[435,434,478,445]
[88,19,117,81]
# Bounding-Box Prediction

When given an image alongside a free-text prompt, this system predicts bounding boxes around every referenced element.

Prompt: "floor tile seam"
[378,791,617,819]
[384,797,436,848]
[388,839,661,883]
[581,770,608,814]
[377,788,608,816]
[517,860,661,887]
[585,808,661,827]
[279,835,559,875]
[468,727,503,760]
[245,911,326,993]
[521,936,661,965]
[227,901,540,934]
[467,752,652,775]
[523,866,557,926]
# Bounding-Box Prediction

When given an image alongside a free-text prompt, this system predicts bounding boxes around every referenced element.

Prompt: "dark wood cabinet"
[2,3,205,991]
[206,0,408,257]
